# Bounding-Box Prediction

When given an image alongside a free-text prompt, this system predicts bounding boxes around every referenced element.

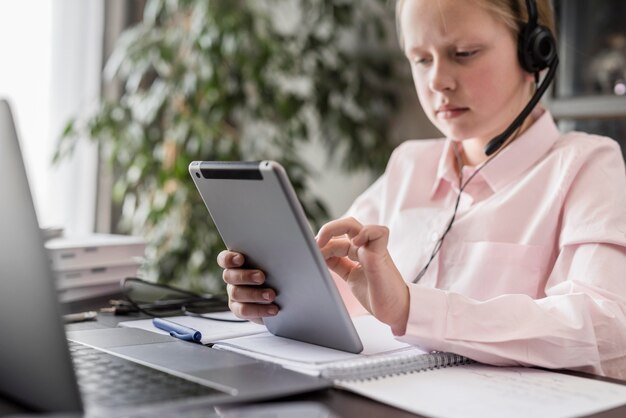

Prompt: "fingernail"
[262,291,271,301]
[252,272,263,284]
[233,254,243,266]
[268,307,278,316]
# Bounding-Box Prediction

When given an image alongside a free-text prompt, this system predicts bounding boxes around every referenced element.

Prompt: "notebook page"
[214,315,414,362]
[338,364,626,418]
[212,315,423,375]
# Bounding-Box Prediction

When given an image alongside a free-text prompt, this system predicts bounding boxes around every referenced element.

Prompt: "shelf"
[548,96,626,120]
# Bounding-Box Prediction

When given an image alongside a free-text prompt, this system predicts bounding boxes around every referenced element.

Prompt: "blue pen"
[152,317,202,343]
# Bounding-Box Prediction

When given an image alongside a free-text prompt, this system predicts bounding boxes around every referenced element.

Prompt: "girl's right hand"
[217,250,278,325]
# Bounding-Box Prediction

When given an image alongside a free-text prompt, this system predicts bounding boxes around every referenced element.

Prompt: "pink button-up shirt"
[335,110,626,379]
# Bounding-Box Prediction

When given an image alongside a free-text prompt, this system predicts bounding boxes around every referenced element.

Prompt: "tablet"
[189,161,363,353]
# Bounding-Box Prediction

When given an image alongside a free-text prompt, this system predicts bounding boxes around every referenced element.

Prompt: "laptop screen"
[0,99,83,412]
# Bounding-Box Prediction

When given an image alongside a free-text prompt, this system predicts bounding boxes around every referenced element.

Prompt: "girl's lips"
[436,107,469,119]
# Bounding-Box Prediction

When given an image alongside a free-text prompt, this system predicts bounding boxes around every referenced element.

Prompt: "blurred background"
[0,0,624,293]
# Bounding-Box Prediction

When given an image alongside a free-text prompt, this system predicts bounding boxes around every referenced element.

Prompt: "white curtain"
[0,0,104,234]
[48,0,104,234]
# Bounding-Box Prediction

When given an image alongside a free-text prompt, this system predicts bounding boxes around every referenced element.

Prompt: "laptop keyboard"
[68,341,223,408]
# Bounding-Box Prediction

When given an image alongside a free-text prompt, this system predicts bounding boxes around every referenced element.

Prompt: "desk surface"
[1,295,625,418]
[2,380,625,418]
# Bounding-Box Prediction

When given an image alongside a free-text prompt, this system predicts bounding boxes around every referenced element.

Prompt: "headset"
[412,0,559,283]
[484,0,559,155]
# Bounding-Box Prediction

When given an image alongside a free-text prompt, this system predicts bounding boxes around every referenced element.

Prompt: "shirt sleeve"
[397,139,626,378]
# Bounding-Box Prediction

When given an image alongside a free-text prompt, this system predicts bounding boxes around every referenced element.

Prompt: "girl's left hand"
[316,217,409,336]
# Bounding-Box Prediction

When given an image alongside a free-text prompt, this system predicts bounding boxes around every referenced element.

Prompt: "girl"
[218,0,626,379]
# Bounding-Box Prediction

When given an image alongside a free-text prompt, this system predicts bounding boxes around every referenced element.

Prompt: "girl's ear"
[523,70,539,86]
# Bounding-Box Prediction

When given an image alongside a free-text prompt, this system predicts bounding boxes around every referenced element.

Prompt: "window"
[0,0,103,233]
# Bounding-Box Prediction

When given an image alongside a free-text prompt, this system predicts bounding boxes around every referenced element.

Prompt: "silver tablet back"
[190,161,363,353]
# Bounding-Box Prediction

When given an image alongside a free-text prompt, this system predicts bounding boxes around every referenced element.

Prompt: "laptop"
[0,99,330,417]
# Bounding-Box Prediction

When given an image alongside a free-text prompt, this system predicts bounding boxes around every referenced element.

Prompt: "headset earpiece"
[517,0,557,73]
[518,23,557,73]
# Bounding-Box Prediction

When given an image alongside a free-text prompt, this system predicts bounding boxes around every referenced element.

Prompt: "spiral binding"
[321,352,473,382]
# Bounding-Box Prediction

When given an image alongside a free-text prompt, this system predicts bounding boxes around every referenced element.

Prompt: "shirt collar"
[431,109,561,197]
[431,139,460,197]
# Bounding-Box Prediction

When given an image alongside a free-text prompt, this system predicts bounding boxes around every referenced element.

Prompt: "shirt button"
[430,232,439,242]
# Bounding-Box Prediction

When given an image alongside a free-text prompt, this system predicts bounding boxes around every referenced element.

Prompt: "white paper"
[118,312,266,345]
[212,315,422,375]
[215,332,361,364]
[216,315,412,361]
[338,364,626,418]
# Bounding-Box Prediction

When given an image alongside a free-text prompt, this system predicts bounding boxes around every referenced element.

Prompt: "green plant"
[55,0,398,293]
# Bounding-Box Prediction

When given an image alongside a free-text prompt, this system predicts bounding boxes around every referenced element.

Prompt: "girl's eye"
[412,56,432,66]
[456,50,478,59]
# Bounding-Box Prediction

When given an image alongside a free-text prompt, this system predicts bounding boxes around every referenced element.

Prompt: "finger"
[227,284,276,303]
[222,268,265,285]
[229,301,279,319]
[316,217,363,247]
[217,250,245,268]
[325,256,359,280]
[319,238,359,262]
[352,225,390,252]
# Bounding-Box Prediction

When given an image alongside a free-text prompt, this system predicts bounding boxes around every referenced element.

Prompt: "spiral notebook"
[337,364,626,418]
[121,314,626,417]
[212,316,626,418]
[211,315,472,378]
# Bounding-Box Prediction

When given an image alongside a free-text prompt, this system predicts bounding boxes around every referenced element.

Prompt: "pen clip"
[168,330,202,343]
[152,317,203,343]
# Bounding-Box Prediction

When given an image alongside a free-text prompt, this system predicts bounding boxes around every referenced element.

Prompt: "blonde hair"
[395,0,556,51]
